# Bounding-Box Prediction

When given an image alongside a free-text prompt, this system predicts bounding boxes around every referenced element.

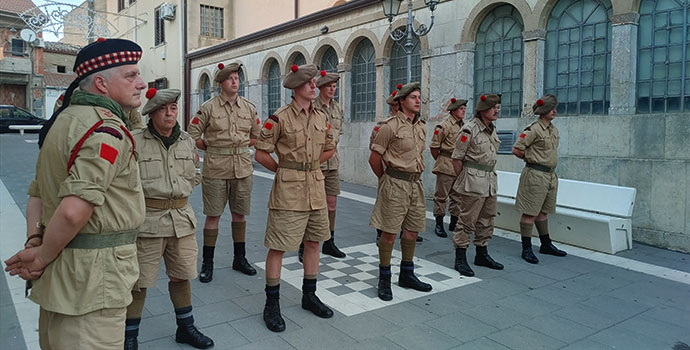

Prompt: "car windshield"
[14,108,34,119]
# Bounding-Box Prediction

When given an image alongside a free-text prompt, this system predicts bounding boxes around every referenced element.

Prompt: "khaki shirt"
[369,112,394,148]
[129,109,145,130]
[370,112,426,173]
[314,97,344,170]
[27,104,145,316]
[513,118,559,169]
[451,118,500,197]
[133,128,201,238]
[188,95,260,179]
[430,115,464,176]
[255,99,335,211]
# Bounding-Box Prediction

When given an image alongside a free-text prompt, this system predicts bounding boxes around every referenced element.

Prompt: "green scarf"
[69,90,129,128]
[147,119,181,149]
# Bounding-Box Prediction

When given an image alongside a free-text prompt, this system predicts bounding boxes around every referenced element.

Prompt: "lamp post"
[380,0,438,83]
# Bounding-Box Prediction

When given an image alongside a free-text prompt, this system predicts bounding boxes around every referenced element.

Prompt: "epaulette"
[435,124,443,129]
[131,128,145,137]
[239,96,257,109]
[273,104,290,115]
[383,115,396,123]
[462,128,472,134]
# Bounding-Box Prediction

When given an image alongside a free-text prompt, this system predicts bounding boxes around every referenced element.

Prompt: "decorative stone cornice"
[454,42,475,52]
[522,29,546,42]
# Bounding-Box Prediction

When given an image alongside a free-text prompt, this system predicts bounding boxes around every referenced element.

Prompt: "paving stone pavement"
[1,133,689,350]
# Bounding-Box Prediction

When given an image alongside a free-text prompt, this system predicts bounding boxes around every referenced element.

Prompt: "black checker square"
[347,251,368,258]
[327,285,356,296]
[339,267,361,275]
[342,258,366,266]
[283,262,303,271]
[424,272,452,282]
[333,275,357,285]
[360,287,380,299]
[320,256,338,264]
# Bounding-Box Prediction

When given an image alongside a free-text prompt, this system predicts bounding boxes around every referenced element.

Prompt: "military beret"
[394,82,421,101]
[283,64,318,89]
[142,88,181,115]
[214,62,242,83]
[386,90,398,106]
[316,70,340,87]
[73,38,142,77]
[475,94,501,112]
[533,93,558,115]
[447,97,468,111]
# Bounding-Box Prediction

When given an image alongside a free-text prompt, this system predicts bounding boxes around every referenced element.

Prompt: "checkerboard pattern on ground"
[256,243,482,316]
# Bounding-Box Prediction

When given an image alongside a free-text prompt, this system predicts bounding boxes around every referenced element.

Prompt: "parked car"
[0,105,46,133]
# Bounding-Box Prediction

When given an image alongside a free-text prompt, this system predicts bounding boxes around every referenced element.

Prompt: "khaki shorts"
[135,235,199,288]
[515,167,558,216]
[202,176,253,216]
[39,307,126,350]
[264,208,330,251]
[322,169,341,196]
[370,174,426,233]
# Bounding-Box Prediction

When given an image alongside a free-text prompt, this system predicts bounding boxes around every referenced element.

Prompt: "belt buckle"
[303,162,312,171]
[166,199,175,209]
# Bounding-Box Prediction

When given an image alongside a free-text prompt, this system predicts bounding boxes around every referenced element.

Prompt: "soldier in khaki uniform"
[369,82,432,301]
[188,62,261,281]
[124,88,214,350]
[451,94,505,277]
[430,97,467,238]
[297,70,346,261]
[370,89,400,245]
[512,94,567,264]
[254,64,336,332]
[4,38,146,350]
[128,108,145,130]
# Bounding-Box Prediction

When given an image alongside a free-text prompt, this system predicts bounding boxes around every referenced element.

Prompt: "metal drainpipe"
[183,0,190,129]
[295,0,298,19]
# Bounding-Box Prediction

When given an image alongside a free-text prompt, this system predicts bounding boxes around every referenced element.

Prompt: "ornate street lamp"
[381,0,438,82]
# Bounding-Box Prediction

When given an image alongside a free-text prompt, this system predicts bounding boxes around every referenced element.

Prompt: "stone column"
[338,63,352,122]
[247,79,262,117]
[522,29,546,117]
[455,42,475,114]
[375,57,388,121]
[609,13,640,115]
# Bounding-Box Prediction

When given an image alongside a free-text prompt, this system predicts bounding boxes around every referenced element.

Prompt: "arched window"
[545,0,613,115]
[474,4,524,118]
[238,66,246,97]
[320,46,340,101]
[637,0,690,113]
[389,34,421,93]
[200,74,211,105]
[267,60,281,115]
[351,39,376,122]
[291,53,306,67]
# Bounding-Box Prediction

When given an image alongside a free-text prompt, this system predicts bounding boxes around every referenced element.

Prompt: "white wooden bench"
[495,171,636,254]
[9,125,43,136]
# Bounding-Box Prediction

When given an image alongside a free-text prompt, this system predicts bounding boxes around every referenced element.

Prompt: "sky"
[31,0,89,42]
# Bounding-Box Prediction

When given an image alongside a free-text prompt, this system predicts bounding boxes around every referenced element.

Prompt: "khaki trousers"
[452,194,497,248]
[433,173,459,217]
[39,307,126,350]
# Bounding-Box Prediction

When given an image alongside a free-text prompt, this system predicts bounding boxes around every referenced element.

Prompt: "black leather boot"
[474,245,504,270]
[539,235,567,256]
[301,279,333,318]
[232,242,257,275]
[263,286,285,332]
[175,324,214,349]
[124,336,137,350]
[454,248,475,276]
[378,266,392,301]
[322,231,346,258]
[448,215,459,232]
[199,246,214,283]
[298,243,304,263]
[521,237,539,264]
[434,216,448,237]
[398,262,432,292]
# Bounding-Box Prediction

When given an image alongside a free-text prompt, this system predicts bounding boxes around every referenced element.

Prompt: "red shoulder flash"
[520,133,526,138]
[373,126,380,132]
[328,123,331,129]
[256,118,260,125]
[460,135,468,143]
[264,121,274,130]
[99,143,118,164]
[434,129,439,135]
[191,117,199,125]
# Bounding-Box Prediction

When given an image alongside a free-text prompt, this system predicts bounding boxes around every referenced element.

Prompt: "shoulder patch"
[268,115,279,123]
[99,143,119,164]
[519,133,527,139]
[191,117,200,125]
[460,135,468,143]
[94,126,123,140]
[434,129,440,135]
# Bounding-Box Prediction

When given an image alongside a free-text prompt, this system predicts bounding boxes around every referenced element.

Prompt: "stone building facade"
[187,0,689,252]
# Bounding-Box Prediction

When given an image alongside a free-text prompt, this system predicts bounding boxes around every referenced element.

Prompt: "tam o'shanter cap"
[316,70,340,87]
[215,62,242,83]
[142,88,181,115]
[475,94,501,112]
[393,82,421,101]
[283,64,318,89]
[533,93,558,115]
[447,97,467,111]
